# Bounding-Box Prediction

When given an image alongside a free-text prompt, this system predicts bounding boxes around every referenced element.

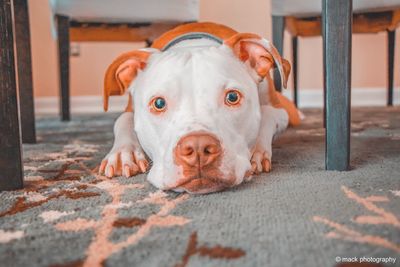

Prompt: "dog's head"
[104,30,289,194]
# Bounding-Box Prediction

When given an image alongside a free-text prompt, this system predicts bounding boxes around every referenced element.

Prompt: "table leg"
[56,15,70,121]
[272,15,285,92]
[387,30,395,106]
[14,0,36,143]
[322,0,352,171]
[0,0,24,190]
[292,36,298,106]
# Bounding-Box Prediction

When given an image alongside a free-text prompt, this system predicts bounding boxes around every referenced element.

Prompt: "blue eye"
[225,90,242,106]
[154,98,166,109]
[151,97,167,112]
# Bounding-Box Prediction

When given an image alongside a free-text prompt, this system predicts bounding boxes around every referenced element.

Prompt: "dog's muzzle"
[172,132,234,193]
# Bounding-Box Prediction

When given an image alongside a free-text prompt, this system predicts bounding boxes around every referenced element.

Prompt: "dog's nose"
[175,133,222,167]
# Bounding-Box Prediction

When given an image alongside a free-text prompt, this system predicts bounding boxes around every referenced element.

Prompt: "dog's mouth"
[169,173,236,194]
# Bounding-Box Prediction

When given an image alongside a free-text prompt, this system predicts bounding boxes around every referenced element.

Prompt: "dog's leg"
[251,105,289,174]
[99,112,149,177]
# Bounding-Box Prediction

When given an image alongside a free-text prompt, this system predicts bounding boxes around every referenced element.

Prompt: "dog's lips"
[171,176,234,194]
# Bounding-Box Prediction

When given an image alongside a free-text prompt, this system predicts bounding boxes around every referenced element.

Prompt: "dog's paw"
[99,145,149,178]
[250,149,271,174]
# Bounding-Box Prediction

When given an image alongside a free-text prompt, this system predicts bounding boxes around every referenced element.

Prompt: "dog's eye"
[150,97,167,113]
[224,89,242,107]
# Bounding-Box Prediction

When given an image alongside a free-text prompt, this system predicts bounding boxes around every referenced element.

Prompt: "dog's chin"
[171,176,235,194]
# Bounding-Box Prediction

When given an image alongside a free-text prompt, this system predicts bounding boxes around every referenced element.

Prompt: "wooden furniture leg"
[14,0,36,143]
[292,36,298,106]
[387,30,395,106]
[272,15,285,92]
[322,0,352,171]
[56,15,70,121]
[0,0,24,191]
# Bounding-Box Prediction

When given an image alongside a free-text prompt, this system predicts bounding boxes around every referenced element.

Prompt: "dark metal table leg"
[292,36,298,106]
[322,0,352,171]
[56,15,70,121]
[0,0,24,191]
[272,15,285,92]
[14,0,36,143]
[387,30,395,106]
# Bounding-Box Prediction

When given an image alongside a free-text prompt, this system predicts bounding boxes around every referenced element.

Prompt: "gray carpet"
[0,107,399,267]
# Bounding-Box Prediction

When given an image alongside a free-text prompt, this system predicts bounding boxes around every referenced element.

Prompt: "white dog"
[99,22,300,194]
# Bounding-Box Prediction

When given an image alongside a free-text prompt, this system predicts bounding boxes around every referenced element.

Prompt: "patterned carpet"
[0,107,399,267]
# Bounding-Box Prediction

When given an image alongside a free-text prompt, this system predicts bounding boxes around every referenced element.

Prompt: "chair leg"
[14,0,36,143]
[0,0,24,191]
[272,16,285,92]
[56,15,70,121]
[387,30,395,106]
[322,0,352,171]
[145,39,153,47]
[292,36,298,106]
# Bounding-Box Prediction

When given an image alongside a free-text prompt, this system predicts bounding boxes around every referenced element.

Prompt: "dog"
[99,22,300,194]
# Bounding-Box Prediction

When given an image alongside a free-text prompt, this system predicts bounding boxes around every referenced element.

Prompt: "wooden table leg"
[56,15,70,121]
[387,30,395,106]
[322,0,352,171]
[272,15,285,92]
[0,0,24,191]
[291,36,298,106]
[14,0,36,143]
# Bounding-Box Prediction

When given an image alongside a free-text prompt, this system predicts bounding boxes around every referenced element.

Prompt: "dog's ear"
[103,50,152,111]
[224,33,290,89]
[281,58,291,87]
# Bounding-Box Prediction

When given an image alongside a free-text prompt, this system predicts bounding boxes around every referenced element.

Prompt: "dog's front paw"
[250,149,271,174]
[99,145,149,178]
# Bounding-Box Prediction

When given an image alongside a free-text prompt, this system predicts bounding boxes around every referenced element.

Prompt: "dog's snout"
[176,134,222,167]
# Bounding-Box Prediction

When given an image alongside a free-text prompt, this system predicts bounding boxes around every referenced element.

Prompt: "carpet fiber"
[0,107,399,267]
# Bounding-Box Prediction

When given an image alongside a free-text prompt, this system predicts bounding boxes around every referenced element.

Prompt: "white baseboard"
[281,87,400,108]
[35,95,128,115]
[35,87,400,114]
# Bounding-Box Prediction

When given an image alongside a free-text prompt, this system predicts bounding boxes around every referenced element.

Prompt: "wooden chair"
[50,0,199,121]
[0,0,25,190]
[271,0,400,106]
[0,0,198,191]
[270,0,399,171]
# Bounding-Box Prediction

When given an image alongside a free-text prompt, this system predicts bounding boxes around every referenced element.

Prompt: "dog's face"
[133,45,261,193]
[104,33,289,194]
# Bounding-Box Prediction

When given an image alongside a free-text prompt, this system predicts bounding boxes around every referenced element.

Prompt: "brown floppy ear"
[224,33,290,89]
[103,50,151,111]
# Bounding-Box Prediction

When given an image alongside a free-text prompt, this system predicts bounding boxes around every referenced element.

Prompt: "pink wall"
[28,0,400,97]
